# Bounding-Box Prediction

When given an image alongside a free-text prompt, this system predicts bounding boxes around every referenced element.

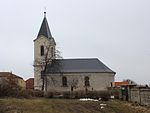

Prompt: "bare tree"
[69,78,78,92]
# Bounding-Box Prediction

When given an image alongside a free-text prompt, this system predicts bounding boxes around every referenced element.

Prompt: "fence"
[130,88,150,106]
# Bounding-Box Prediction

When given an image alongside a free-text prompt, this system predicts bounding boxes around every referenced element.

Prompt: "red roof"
[113,82,129,86]
[0,72,23,79]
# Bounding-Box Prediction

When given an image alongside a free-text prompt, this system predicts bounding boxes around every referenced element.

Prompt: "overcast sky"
[0,0,150,84]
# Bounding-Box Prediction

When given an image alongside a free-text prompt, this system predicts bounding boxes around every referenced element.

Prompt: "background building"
[0,72,26,89]
[26,78,34,89]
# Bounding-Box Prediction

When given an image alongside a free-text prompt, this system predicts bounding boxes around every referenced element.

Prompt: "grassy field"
[0,98,150,113]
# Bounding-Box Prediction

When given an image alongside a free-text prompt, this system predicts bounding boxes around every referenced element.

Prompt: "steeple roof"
[37,12,52,38]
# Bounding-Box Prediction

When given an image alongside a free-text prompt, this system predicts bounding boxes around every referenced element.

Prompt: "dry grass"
[0,98,150,113]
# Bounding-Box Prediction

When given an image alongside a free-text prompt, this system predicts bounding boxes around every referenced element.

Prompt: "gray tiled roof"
[37,16,52,38]
[45,58,115,74]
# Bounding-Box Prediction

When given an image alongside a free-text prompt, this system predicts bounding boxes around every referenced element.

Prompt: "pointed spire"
[44,11,46,17]
[37,12,52,38]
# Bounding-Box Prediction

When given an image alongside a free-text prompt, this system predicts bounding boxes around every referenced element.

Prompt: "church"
[34,12,116,95]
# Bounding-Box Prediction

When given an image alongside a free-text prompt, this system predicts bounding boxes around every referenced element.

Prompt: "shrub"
[73,91,86,98]
[0,84,20,97]
[84,91,110,100]
[32,90,44,97]
[44,91,54,98]
[108,87,121,99]
[44,91,63,98]
[0,84,44,98]
[62,92,71,98]
[64,90,110,100]
[99,91,110,101]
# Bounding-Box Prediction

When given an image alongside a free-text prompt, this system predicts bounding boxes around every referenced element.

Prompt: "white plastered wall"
[46,72,115,92]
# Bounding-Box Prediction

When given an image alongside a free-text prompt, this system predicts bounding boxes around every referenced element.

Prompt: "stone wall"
[45,72,114,93]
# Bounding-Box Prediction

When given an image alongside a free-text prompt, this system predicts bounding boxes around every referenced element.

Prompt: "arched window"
[62,76,67,86]
[40,45,44,56]
[85,76,90,86]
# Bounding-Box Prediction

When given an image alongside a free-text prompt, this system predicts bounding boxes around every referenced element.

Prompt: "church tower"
[34,12,56,90]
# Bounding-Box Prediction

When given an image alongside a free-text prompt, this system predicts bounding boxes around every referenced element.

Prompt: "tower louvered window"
[40,45,44,56]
